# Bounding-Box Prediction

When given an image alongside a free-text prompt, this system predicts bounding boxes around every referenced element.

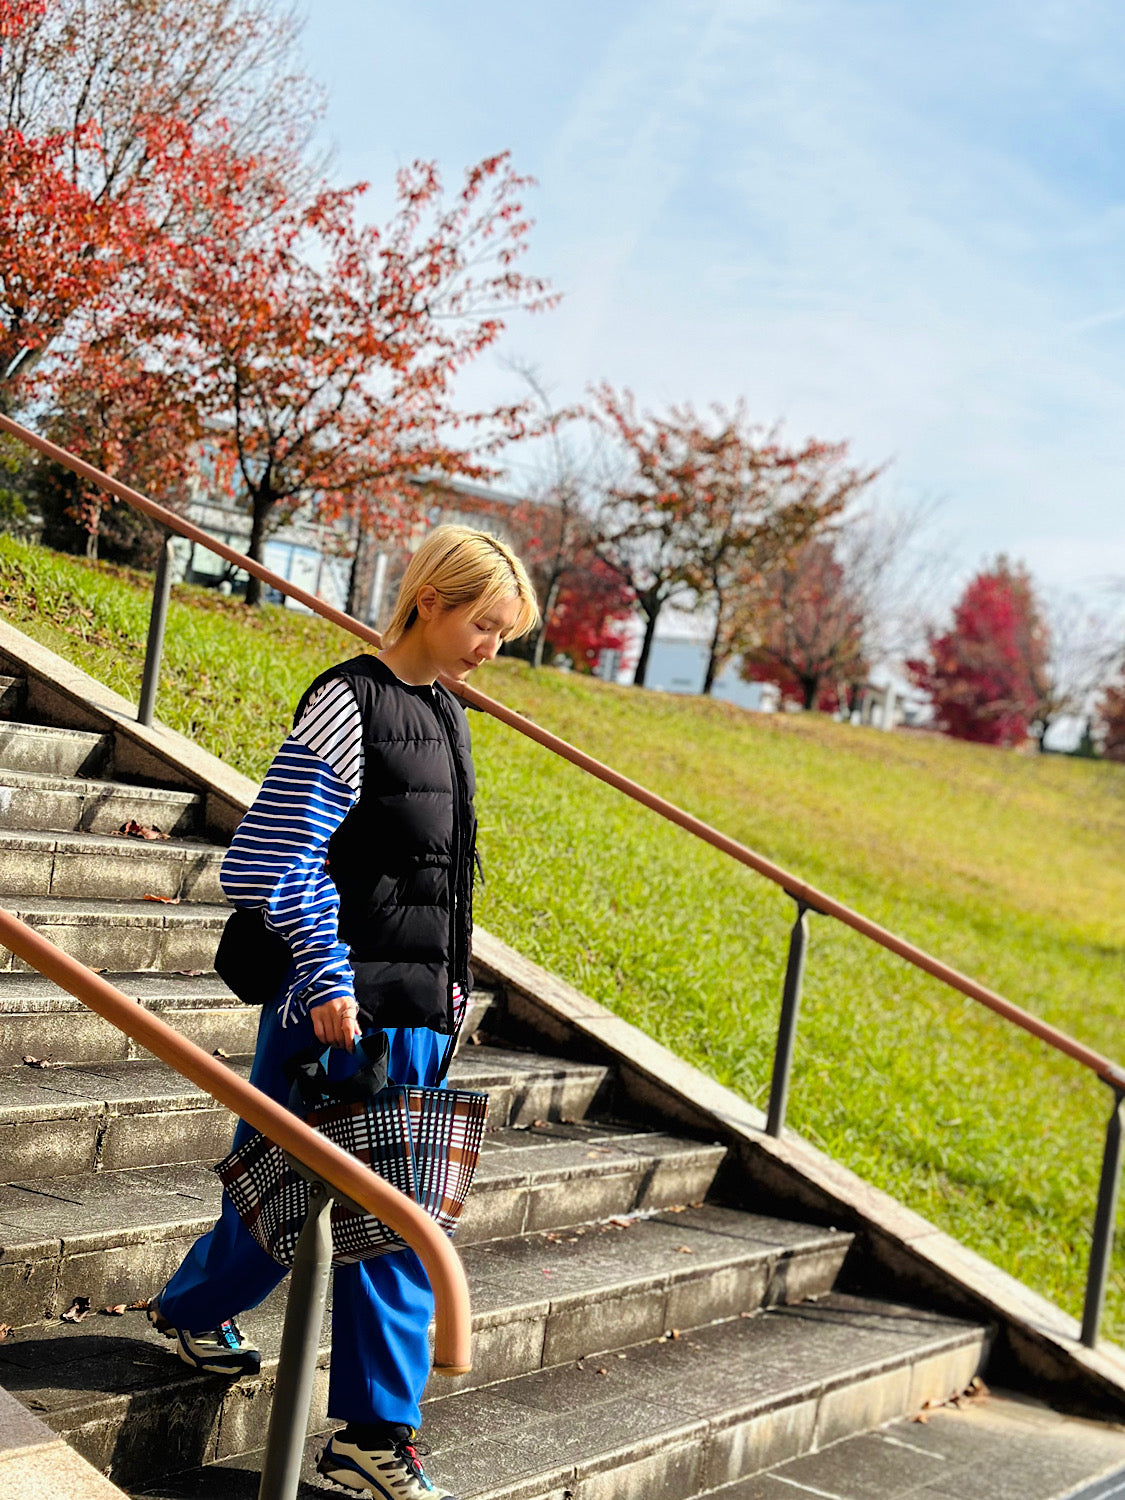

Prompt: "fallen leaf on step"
[675,1245,694,1254]
[663,1203,688,1213]
[0,1323,11,1342]
[101,1304,128,1316]
[174,970,205,977]
[117,820,171,841]
[607,1216,632,1229]
[89,967,107,974]
[143,893,180,904]
[595,1367,608,1376]
[126,1300,150,1311]
[663,1329,680,1340]
[213,1048,230,1059]
[21,1054,49,1068]
[61,1296,91,1324]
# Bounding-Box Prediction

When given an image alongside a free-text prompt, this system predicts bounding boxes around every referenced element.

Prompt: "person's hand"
[310,994,361,1051]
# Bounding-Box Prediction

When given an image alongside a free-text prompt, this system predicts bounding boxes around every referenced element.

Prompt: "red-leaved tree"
[542,552,634,671]
[124,152,555,603]
[740,537,868,710]
[908,558,1050,746]
[591,386,878,689]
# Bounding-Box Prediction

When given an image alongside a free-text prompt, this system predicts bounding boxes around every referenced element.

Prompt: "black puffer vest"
[294,654,476,1034]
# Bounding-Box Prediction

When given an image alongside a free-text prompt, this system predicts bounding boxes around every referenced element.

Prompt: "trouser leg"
[326,1023,447,1428]
[160,1004,450,1426]
[158,1000,299,1330]
[328,1249,435,1428]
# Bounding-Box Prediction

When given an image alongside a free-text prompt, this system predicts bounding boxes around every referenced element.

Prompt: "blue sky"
[301,0,1125,598]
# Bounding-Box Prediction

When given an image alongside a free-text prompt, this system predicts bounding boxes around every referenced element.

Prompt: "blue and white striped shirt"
[220,678,364,1026]
[221,669,468,1032]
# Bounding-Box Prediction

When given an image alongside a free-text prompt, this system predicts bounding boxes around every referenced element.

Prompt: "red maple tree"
[740,538,868,711]
[118,151,555,603]
[540,551,634,670]
[908,559,1049,746]
[591,386,877,689]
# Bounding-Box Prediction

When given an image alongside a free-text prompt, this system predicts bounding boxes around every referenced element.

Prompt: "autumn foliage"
[740,538,867,711]
[2,1,554,580]
[908,559,1049,746]
[591,386,880,689]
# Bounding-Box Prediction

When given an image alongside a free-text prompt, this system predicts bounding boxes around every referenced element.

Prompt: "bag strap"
[283,1031,390,1111]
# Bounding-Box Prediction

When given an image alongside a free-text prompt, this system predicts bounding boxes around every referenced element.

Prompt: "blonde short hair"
[383,524,540,646]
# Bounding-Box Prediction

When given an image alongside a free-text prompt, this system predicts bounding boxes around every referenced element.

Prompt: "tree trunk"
[801,675,819,710]
[701,610,724,696]
[532,577,561,668]
[346,517,367,618]
[632,599,661,687]
[244,491,272,607]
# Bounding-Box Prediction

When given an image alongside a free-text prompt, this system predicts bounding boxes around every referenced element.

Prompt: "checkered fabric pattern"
[216,1085,489,1267]
[407,1086,489,1235]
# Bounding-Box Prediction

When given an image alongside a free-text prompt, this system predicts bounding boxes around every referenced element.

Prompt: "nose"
[480,634,501,661]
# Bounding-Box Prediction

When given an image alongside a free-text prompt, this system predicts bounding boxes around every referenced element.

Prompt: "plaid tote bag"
[215,1044,489,1267]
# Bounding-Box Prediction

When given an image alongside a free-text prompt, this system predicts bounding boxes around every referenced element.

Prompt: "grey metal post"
[766,900,811,1138]
[138,535,175,728]
[1081,1084,1125,1348]
[258,1183,334,1500]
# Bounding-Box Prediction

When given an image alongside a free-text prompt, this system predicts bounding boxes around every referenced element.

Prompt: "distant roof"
[409,473,526,507]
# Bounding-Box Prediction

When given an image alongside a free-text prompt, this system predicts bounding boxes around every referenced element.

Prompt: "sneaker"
[317,1424,458,1499]
[147,1296,261,1378]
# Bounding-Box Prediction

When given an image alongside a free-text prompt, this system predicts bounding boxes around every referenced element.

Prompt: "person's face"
[417,589,523,680]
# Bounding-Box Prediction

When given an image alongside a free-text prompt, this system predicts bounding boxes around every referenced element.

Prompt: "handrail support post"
[257,1182,334,1500]
[766,899,811,1138]
[138,533,175,728]
[1080,1083,1125,1349]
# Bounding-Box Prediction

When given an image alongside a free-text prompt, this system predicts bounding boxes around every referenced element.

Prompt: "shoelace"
[216,1320,244,1351]
[393,1433,431,1485]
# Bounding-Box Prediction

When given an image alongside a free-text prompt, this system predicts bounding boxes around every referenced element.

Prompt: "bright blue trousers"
[158,1001,446,1428]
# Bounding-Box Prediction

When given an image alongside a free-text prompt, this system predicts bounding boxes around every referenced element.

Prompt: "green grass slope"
[1,534,1122,1339]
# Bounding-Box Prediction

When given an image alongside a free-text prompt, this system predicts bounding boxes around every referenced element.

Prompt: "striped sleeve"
[219,678,364,1026]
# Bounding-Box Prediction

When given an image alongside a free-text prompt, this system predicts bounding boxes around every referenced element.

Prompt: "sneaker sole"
[316,1456,389,1497]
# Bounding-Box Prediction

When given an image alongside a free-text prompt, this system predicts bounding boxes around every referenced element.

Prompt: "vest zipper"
[432,688,467,1036]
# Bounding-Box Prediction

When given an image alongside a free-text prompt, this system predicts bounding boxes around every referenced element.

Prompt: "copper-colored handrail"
[0,907,472,1375]
[0,408,1121,1095]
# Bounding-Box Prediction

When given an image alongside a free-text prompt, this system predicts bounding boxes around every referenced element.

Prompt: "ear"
[415,585,440,621]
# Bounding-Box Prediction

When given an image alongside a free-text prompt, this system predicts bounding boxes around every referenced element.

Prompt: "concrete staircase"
[0,665,1116,1500]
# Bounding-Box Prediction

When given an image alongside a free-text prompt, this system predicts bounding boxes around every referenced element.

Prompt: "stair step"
[707,1391,1125,1500]
[0,974,494,1067]
[0,895,229,972]
[0,768,202,836]
[0,721,113,777]
[0,674,27,719]
[445,1204,853,1398]
[0,827,226,903]
[0,1046,609,1182]
[16,1290,984,1493]
[0,1126,726,1326]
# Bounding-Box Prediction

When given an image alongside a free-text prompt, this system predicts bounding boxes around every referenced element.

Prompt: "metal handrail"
[0,906,472,1377]
[0,409,1121,1348]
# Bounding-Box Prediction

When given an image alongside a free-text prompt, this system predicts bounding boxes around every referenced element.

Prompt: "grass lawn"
[1,533,1123,1340]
